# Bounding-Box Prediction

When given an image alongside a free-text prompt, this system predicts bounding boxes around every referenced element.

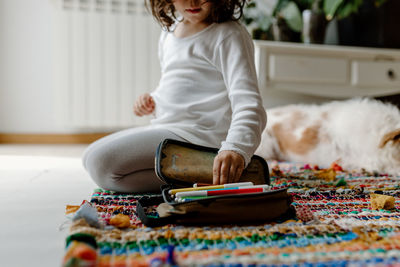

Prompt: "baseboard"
[0,133,110,144]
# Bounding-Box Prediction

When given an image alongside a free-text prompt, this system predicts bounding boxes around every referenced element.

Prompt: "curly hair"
[145,0,248,31]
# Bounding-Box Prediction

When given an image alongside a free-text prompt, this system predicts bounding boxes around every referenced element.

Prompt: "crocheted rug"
[63,162,400,266]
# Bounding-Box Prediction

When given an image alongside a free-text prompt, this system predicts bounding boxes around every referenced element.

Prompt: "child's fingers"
[219,162,230,184]
[212,159,221,185]
[233,165,243,183]
[228,165,236,183]
[133,102,143,116]
[146,98,155,112]
[134,108,144,116]
[226,164,242,184]
[139,97,149,110]
[147,96,154,106]
[133,93,156,117]
[213,151,246,184]
[134,101,149,116]
[135,96,152,114]
[144,97,155,112]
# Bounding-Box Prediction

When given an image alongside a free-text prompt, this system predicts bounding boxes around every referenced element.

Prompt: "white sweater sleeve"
[215,28,267,166]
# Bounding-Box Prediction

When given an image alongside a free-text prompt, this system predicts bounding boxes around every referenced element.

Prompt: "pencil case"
[135,139,293,226]
[154,139,270,187]
[137,185,293,226]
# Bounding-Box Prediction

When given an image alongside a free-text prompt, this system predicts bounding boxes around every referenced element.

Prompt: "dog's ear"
[379,129,400,148]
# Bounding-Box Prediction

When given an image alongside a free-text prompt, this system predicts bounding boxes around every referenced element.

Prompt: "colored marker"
[194,184,270,192]
[193,183,212,187]
[175,196,209,202]
[174,186,272,202]
[177,196,208,200]
[175,185,271,198]
[168,182,254,195]
[175,189,268,202]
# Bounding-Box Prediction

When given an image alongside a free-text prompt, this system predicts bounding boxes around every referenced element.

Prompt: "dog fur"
[255,98,400,175]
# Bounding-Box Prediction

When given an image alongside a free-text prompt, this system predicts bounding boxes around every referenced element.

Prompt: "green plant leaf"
[335,0,363,19]
[336,2,353,18]
[257,16,273,31]
[280,2,302,32]
[323,0,343,20]
[274,0,291,15]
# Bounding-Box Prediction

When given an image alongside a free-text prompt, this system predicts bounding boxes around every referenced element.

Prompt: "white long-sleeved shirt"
[150,21,267,166]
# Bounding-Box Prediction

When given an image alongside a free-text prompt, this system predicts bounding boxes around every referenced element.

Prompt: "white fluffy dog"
[255,98,400,175]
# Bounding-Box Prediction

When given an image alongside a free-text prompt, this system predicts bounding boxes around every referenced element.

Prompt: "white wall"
[0,0,156,134]
[0,0,66,133]
[0,0,335,134]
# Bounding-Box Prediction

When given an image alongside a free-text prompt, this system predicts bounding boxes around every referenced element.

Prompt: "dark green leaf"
[281,2,303,32]
[323,0,343,20]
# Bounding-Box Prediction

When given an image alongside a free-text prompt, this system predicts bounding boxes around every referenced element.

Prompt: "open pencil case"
[154,139,270,187]
[136,139,294,226]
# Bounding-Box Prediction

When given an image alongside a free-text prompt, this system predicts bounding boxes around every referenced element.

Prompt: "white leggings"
[82,127,186,193]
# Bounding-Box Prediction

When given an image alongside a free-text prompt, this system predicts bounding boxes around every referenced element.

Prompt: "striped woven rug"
[63,161,400,267]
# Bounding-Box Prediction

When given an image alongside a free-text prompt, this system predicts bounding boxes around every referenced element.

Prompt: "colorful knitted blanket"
[63,161,400,266]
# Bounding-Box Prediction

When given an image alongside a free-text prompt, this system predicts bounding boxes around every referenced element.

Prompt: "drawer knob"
[387,69,396,80]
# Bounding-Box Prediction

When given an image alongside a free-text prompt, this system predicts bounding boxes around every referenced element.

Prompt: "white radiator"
[53,0,161,129]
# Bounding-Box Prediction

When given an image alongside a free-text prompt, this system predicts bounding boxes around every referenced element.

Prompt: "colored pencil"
[175,185,270,198]
[168,182,253,195]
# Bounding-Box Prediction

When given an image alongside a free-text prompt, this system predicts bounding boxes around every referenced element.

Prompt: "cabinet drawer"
[268,54,348,84]
[351,60,400,87]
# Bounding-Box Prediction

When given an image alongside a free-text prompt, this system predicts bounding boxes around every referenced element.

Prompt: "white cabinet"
[269,54,348,84]
[255,40,400,99]
[351,60,400,87]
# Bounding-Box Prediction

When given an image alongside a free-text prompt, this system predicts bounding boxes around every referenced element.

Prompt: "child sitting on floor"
[82,0,267,193]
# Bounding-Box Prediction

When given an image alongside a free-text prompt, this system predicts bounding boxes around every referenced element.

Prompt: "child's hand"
[133,93,155,116]
[213,150,245,185]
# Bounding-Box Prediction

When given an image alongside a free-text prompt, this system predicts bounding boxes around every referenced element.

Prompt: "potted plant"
[243,0,276,40]
[244,0,311,42]
[302,0,329,44]
[323,0,397,48]
[323,0,365,21]
[272,0,304,42]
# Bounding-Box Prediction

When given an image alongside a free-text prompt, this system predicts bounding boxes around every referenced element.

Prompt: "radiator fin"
[54,0,161,129]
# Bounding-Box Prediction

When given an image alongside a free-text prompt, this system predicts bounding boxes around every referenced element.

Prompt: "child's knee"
[81,143,100,170]
[84,148,114,180]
